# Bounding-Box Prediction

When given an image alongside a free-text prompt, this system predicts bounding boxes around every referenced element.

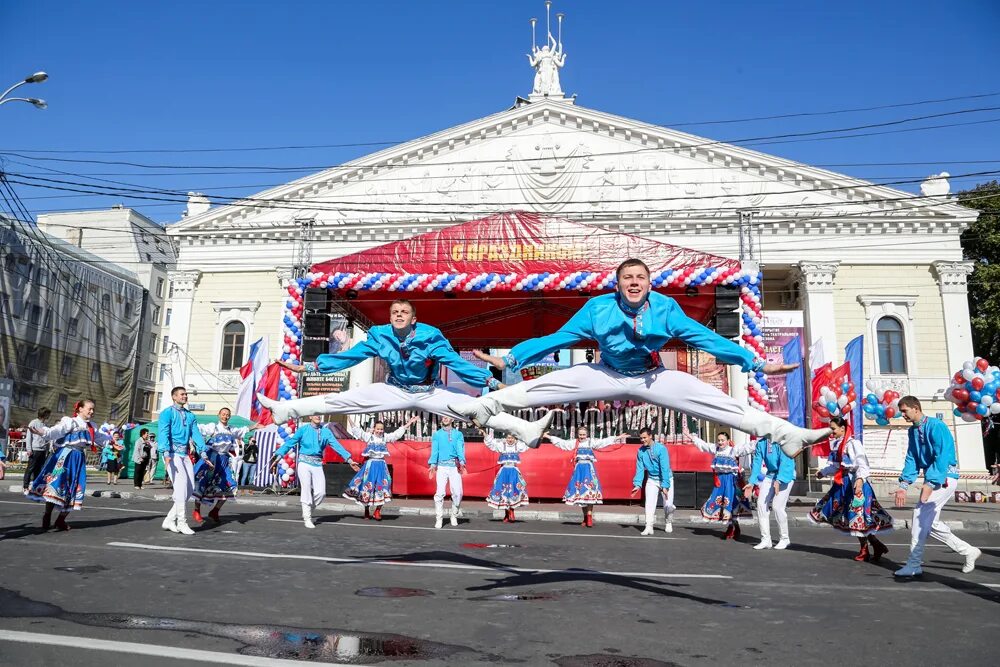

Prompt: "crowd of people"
[0,257,986,578]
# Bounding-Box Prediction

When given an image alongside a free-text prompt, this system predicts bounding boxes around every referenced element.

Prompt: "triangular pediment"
[168,98,974,236]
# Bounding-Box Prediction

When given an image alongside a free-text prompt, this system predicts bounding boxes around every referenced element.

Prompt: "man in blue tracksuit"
[452,259,829,457]
[158,386,208,535]
[427,416,466,529]
[746,438,796,550]
[260,299,550,445]
[630,428,674,535]
[893,396,981,577]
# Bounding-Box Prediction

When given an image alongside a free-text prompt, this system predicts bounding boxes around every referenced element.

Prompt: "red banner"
[325,440,713,500]
[311,211,739,276]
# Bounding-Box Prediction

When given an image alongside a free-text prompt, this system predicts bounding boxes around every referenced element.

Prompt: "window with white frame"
[876,317,907,375]
[220,320,246,371]
[858,295,917,377]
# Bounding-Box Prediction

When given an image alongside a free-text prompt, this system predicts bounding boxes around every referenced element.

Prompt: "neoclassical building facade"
[156,88,984,478]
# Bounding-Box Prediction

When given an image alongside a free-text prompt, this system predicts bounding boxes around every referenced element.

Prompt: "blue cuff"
[487,377,501,391]
[502,353,518,371]
[751,358,766,372]
[304,361,318,373]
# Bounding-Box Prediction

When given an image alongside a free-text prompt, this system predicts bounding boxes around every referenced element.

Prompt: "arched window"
[220,321,245,371]
[876,317,907,375]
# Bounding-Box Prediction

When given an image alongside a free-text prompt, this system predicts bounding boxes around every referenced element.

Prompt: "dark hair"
[616,258,650,279]
[639,427,654,437]
[373,421,384,428]
[829,415,848,429]
[390,298,415,314]
[898,395,922,411]
[717,431,730,439]
[219,407,231,414]
[37,407,51,419]
[139,428,149,437]
[170,386,185,396]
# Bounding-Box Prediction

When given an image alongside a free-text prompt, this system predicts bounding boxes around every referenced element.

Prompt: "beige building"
[155,49,986,484]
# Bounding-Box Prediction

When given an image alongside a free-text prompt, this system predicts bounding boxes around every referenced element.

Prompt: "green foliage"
[958,180,1000,360]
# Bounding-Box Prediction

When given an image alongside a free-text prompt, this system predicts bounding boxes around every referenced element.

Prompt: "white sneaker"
[175,520,195,536]
[434,515,443,529]
[664,521,673,534]
[753,539,772,550]
[894,564,923,577]
[774,538,791,550]
[641,524,654,536]
[962,547,982,574]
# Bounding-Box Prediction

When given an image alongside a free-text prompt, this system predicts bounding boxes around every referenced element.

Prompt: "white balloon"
[819,386,830,396]
[982,395,994,406]
[963,361,975,370]
[961,413,978,422]
[962,369,976,381]
[837,395,848,407]
[991,402,1000,414]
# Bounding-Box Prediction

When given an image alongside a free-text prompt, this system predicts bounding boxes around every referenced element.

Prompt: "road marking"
[0,499,161,514]
[266,517,686,540]
[0,629,369,666]
[107,541,731,579]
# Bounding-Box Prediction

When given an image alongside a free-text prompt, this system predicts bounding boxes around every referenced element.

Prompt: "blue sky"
[1,0,999,224]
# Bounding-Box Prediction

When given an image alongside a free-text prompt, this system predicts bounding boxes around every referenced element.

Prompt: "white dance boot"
[434,500,444,529]
[256,394,331,424]
[963,547,982,574]
[450,505,460,527]
[303,505,316,529]
[740,409,831,458]
[641,523,654,536]
[664,519,673,533]
[175,513,195,535]
[161,506,179,533]
[481,411,554,449]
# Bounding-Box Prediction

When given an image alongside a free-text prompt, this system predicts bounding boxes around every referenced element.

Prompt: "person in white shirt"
[23,408,51,492]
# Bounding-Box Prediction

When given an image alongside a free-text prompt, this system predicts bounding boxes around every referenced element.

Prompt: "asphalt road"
[0,496,997,666]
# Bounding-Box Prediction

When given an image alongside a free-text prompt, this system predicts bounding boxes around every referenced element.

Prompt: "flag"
[782,336,805,427]
[252,426,281,487]
[253,362,283,426]
[810,362,833,456]
[235,337,269,420]
[809,337,827,370]
[844,335,865,443]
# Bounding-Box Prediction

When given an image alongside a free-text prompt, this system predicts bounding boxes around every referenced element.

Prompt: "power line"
[4,90,999,155]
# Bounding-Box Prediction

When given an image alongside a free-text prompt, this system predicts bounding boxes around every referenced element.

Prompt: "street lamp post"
[0,71,48,109]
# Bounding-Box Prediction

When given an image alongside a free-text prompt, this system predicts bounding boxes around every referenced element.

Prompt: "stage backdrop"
[322,440,713,500]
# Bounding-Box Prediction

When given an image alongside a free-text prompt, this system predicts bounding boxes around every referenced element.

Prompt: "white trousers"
[292,383,475,419]
[167,455,195,517]
[455,363,749,431]
[756,477,792,543]
[434,466,463,515]
[906,483,976,567]
[644,478,675,526]
[297,463,326,508]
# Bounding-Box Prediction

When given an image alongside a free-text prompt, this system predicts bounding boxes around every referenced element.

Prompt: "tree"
[958,180,1000,361]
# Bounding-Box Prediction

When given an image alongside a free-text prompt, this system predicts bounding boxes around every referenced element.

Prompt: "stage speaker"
[324,462,362,496]
[303,313,330,337]
[304,287,330,312]
[302,338,327,362]
[714,284,740,312]
[715,312,741,338]
[671,472,697,508]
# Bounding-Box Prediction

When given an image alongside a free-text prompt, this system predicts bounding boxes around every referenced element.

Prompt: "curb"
[4,484,999,531]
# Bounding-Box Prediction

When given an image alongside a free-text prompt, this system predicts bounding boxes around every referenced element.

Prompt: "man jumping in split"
[452,258,830,457]
[259,299,552,445]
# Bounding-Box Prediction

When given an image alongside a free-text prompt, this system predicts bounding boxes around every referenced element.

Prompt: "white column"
[933,260,986,473]
[161,269,200,409]
[349,325,374,389]
[570,349,588,366]
[795,261,840,370]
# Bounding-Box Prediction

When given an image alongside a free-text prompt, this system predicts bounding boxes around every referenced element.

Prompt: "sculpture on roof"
[527,2,567,98]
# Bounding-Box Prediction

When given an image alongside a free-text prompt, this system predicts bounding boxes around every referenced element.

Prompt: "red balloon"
[953,388,970,403]
[967,402,980,415]
[885,407,896,419]
[977,358,990,372]
[847,391,857,403]
[972,376,986,391]
[816,406,831,418]
[954,372,966,384]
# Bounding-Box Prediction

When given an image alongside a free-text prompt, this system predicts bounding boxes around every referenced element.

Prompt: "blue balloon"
[876,418,890,426]
[954,408,964,417]
[863,403,876,415]
[866,393,878,405]
[841,382,850,393]
[977,403,990,416]
[876,405,886,417]
[971,390,983,402]
[826,401,838,413]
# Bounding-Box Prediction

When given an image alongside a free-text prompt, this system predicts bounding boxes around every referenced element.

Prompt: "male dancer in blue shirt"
[259,299,550,445]
[630,428,674,535]
[453,259,829,457]
[745,437,796,550]
[893,396,981,577]
[427,416,466,529]
[158,386,208,535]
